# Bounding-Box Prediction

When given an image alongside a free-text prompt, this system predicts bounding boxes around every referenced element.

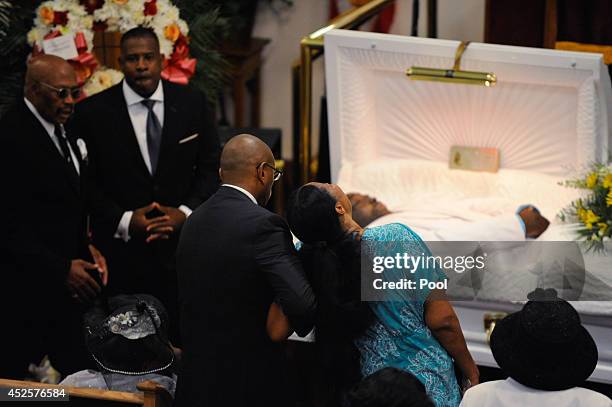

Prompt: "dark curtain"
[557,0,612,45]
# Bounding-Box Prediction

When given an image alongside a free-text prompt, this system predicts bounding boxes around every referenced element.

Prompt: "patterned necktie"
[141,99,162,174]
[54,124,73,166]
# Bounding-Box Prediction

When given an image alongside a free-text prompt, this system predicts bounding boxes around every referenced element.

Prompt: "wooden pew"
[0,378,172,406]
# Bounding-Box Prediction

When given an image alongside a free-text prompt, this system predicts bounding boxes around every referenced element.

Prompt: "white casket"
[324,29,612,383]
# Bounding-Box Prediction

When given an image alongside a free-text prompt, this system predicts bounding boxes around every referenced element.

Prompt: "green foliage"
[174,0,230,105]
[0,1,35,118]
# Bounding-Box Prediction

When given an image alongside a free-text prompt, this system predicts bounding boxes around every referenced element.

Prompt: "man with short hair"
[175,134,316,407]
[0,55,107,378]
[71,27,221,342]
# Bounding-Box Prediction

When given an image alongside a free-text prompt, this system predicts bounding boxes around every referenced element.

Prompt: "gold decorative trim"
[297,0,395,183]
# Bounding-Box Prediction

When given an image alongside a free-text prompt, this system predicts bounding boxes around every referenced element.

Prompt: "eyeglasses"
[38,81,81,100]
[257,162,283,182]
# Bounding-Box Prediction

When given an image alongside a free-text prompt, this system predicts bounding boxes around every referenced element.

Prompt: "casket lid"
[324,30,612,180]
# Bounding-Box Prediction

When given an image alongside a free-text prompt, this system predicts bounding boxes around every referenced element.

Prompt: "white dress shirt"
[114,81,191,242]
[221,184,258,205]
[460,378,612,407]
[24,97,80,175]
[122,79,165,174]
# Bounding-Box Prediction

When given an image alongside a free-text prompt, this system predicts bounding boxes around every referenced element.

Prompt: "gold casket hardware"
[406,41,497,87]
[483,312,508,345]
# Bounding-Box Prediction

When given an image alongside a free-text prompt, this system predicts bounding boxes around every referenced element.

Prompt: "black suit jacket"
[70,80,220,291]
[175,186,316,407]
[0,101,89,306]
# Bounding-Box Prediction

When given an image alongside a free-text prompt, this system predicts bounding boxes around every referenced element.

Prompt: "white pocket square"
[179,133,199,144]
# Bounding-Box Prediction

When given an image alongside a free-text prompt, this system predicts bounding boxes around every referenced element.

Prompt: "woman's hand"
[463,365,480,390]
[424,290,479,391]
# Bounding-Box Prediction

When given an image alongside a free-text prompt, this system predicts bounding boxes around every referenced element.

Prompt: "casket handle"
[406,41,497,87]
[483,312,508,345]
[453,41,471,71]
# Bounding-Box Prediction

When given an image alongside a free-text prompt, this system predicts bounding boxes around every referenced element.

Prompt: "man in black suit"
[0,55,108,378]
[71,27,220,341]
[175,134,316,406]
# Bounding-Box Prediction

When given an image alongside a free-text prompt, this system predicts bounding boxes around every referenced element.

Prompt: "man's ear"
[256,164,266,184]
[335,201,346,215]
[218,168,223,182]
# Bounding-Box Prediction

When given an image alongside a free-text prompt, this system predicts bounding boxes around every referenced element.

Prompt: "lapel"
[112,83,153,179]
[23,103,81,196]
[156,80,181,177]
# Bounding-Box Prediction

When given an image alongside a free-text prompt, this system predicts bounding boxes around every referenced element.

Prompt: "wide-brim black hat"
[84,294,174,375]
[490,289,598,391]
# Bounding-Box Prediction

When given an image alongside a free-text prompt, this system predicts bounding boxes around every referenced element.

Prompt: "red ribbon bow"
[41,31,98,88]
[70,32,98,87]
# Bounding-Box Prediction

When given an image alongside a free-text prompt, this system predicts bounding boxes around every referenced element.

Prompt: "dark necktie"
[54,124,73,166]
[141,99,162,174]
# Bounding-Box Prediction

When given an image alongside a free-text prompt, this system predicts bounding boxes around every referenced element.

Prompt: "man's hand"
[519,207,550,239]
[66,259,101,303]
[88,244,108,286]
[129,202,170,239]
[145,205,186,243]
[266,302,292,342]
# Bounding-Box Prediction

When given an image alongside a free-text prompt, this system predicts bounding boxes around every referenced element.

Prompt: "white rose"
[76,138,88,162]
[27,29,40,46]
[158,38,173,57]
[178,20,189,36]
[81,15,94,30]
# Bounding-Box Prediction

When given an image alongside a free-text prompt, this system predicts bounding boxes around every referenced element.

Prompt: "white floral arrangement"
[27,0,194,93]
[27,0,94,51]
[93,0,189,57]
[82,67,124,96]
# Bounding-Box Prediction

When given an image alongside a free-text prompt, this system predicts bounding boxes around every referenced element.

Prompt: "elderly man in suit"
[71,27,220,342]
[175,134,316,407]
[0,55,108,378]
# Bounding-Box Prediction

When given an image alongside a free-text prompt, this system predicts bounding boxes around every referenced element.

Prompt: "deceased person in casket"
[348,193,551,239]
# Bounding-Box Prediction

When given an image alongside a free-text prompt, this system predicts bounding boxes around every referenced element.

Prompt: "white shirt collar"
[24,97,55,137]
[222,184,258,205]
[122,79,164,106]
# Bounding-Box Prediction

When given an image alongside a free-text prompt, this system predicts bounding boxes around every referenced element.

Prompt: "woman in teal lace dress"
[287,183,479,407]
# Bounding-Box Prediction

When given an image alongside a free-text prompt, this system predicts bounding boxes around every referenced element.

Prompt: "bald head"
[220,134,276,205]
[221,134,273,178]
[25,55,78,124]
[26,55,75,89]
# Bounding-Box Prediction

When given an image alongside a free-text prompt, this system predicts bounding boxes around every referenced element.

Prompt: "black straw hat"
[84,294,174,376]
[490,288,598,391]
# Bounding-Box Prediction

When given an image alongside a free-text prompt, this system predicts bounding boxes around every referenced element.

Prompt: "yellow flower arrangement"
[560,163,612,251]
[603,174,612,189]
[586,173,598,189]
[583,210,600,229]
